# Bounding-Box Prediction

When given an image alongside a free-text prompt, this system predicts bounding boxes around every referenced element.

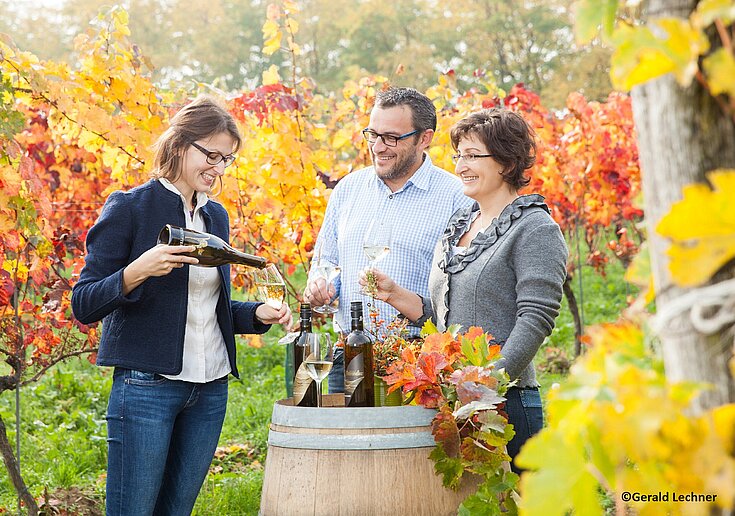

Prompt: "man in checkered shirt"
[304,87,471,393]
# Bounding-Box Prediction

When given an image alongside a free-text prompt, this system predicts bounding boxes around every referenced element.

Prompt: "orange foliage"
[0,8,641,381]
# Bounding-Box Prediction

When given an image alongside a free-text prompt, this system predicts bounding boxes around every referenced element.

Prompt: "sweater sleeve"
[71,191,144,324]
[495,220,568,381]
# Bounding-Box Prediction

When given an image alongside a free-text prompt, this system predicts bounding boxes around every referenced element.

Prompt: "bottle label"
[293,351,315,406]
[344,352,364,404]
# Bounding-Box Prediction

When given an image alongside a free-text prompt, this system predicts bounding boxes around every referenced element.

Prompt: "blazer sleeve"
[231,300,271,335]
[71,191,145,324]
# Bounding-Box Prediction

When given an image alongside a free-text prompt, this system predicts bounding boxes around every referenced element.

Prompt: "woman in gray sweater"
[362,108,568,471]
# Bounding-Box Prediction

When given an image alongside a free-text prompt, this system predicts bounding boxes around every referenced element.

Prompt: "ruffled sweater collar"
[437,194,550,274]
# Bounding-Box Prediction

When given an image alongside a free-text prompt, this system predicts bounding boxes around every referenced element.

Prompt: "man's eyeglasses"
[191,142,236,168]
[451,153,495,164]
[362,128,419,147]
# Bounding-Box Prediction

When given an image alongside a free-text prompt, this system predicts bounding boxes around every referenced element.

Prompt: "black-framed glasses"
[451,153,496,164]
[191,142,236,168]
[362,128,419,147]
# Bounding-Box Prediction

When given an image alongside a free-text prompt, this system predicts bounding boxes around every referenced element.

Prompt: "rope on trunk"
[650,278,735,335]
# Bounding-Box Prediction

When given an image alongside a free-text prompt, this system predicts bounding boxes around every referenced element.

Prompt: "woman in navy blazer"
[72,95,291,516]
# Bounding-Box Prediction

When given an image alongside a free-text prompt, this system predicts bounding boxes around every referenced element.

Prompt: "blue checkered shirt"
[311,154,472,336]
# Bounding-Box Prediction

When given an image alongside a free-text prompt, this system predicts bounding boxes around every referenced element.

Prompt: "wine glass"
[362,219,392,296]
[303,333,333,408]
[253,264,286,309]
[312,259,341,314]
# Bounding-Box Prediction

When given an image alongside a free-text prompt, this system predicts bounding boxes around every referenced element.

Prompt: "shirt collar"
[158,178,209,214]
[372,153,434,194]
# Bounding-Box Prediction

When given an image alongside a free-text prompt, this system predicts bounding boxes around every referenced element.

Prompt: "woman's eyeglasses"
[451,153,495,164]
[191,142,236,168]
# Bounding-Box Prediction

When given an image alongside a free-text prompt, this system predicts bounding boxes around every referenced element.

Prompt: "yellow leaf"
[702,48,735,97]
[285,17,299,35]
[282,0,300,13]
[656,170,735,287]
[262,65,281,86]
[2,258,29,283]
[692,0,735,28]
[262,20,282,55]
[331,127,353,149]
[610,19,709,91]
[517,430,602,516]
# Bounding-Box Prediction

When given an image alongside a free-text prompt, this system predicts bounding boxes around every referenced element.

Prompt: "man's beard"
[372,150,422,181]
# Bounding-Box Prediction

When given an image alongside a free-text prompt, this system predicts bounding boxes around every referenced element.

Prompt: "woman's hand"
[358,268,397,302]
[122,244,199,295]
[256,302,293,327]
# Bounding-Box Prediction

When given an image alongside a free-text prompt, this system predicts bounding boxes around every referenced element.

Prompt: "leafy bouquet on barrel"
[384,323,519,515]
[365,304,418,377]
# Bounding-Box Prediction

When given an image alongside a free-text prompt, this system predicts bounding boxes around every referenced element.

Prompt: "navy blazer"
[71,179,269,378]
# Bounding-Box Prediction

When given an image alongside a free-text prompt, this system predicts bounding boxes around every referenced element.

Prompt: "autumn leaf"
[702,48,735,97]
[656,170,735,287]
[517,428,603,516]
[431,404,461,458]
[610,19,709,91]
[246,335,265,348]
[416,352,449,384]
[0,269,13,306]
[453,386,506,421]
[262,65,281,86]
[430,444,465,490]
[692,0,735,27]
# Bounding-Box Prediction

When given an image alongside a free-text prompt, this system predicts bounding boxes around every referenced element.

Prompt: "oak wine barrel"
[259,395,475,516]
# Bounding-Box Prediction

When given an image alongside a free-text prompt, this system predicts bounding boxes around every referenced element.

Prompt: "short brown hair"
[450,108,536,190]
[375,87,437,133]
[151,95,241,182]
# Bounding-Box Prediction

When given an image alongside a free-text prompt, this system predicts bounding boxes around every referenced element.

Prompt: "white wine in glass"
[362,219,392,296]
[304,360,333,383]
[302,333,333,407]
[363,245,390,263]
[253,264,286,309]
[256,282,286,309]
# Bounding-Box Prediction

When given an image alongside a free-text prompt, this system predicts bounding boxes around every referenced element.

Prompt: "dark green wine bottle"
[157,224,266,269]
[293,304,318,407]
[344,301,374,407]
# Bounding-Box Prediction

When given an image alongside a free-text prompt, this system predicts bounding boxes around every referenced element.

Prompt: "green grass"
[0,258,633,513]
[0,336,287,514]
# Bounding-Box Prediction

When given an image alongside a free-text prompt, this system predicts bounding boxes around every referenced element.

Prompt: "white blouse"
[159,178,230,383]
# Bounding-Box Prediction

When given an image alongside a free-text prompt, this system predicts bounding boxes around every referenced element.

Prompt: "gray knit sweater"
[415,194,568,388]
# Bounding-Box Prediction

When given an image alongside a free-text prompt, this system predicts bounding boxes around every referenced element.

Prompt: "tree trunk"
[631,0,735,412]
[563,274,584,357]
[0,413,38,515]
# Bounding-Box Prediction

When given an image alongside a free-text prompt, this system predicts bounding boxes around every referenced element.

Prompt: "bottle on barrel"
[292,304,318,407]
[157,224,266,269]
[344,301,374,407]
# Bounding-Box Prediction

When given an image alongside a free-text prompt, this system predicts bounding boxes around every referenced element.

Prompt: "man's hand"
[303,277,336,307]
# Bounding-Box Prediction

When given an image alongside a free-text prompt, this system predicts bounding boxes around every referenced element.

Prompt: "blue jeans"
[105,368,229,516]
[504,386,543,474]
